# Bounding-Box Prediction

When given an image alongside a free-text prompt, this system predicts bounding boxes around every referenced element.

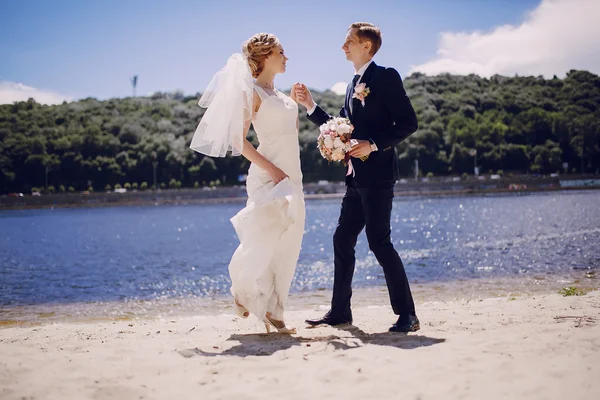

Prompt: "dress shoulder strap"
[253,84,271,101]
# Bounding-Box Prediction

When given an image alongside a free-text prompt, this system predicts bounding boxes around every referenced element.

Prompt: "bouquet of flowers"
[316,117,355,163]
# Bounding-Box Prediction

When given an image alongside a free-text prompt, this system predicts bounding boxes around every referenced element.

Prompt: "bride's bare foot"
[267,316,286,329]
[265,312,296,334]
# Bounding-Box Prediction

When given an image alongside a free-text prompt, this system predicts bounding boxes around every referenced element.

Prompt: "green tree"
[1,70,599,193]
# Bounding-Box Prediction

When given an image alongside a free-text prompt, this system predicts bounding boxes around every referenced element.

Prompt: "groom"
[294,22,420,332]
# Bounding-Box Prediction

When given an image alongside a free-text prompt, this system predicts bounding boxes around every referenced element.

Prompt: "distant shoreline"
[2,175,599,211]
[1,184,599,211]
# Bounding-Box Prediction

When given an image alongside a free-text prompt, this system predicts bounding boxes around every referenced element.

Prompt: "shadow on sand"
[179,324,445,358]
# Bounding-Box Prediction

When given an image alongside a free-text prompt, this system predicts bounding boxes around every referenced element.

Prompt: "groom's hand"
[348,140,372,159]
[293,83,315,110]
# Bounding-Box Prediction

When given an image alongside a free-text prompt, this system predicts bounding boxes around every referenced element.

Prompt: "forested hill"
[1,70,599,194]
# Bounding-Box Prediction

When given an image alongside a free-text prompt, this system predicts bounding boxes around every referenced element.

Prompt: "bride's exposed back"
[190,33,305,334]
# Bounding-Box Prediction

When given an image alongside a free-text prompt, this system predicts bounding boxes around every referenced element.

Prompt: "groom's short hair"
[349,22,382,56]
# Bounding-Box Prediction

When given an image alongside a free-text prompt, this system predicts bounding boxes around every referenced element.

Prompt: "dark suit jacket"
[307,62,418,186]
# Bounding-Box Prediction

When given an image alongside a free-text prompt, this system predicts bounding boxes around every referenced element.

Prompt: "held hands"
[268,164,289,184]
[291,83,315,110]
[348,139,372,161]
[291,81,371,161]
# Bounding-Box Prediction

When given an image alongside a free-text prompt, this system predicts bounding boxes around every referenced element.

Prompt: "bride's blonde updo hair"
[242,33,280,78]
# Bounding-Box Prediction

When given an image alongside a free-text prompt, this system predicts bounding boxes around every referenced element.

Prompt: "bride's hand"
[268,165,289,184]
[290,83,300,103]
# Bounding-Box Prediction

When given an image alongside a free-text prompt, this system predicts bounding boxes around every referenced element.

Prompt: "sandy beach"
[1,289,599,400]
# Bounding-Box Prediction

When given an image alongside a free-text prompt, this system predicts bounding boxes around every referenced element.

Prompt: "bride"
[190,33,305,334]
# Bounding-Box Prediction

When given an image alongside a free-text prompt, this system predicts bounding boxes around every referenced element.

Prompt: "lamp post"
[581,134,585,175]
[151,151,158,191]
[130,75,138,97]
[45,165,49,192]
[469,148,478,176]
[414,159,419,182]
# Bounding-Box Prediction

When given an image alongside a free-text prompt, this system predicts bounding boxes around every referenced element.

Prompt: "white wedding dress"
[228,85,305,322]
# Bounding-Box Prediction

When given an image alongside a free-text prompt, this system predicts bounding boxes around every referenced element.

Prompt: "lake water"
[1,190,599,320]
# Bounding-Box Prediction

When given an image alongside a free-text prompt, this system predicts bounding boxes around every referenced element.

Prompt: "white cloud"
[330,81,347,95]
[410,0,600,78]
[0,81,72,105]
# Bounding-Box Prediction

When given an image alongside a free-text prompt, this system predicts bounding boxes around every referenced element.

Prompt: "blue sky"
[1,0,597,103]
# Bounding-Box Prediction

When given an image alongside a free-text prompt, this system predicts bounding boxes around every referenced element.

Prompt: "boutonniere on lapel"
[352,83,370,107]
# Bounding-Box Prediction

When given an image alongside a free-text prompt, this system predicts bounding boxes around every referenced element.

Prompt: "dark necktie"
[345,74,362,176]
[349,74,361,114]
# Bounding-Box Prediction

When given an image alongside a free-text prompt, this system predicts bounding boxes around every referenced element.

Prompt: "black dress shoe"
[305,311,352,327]
[389,315,420,333]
